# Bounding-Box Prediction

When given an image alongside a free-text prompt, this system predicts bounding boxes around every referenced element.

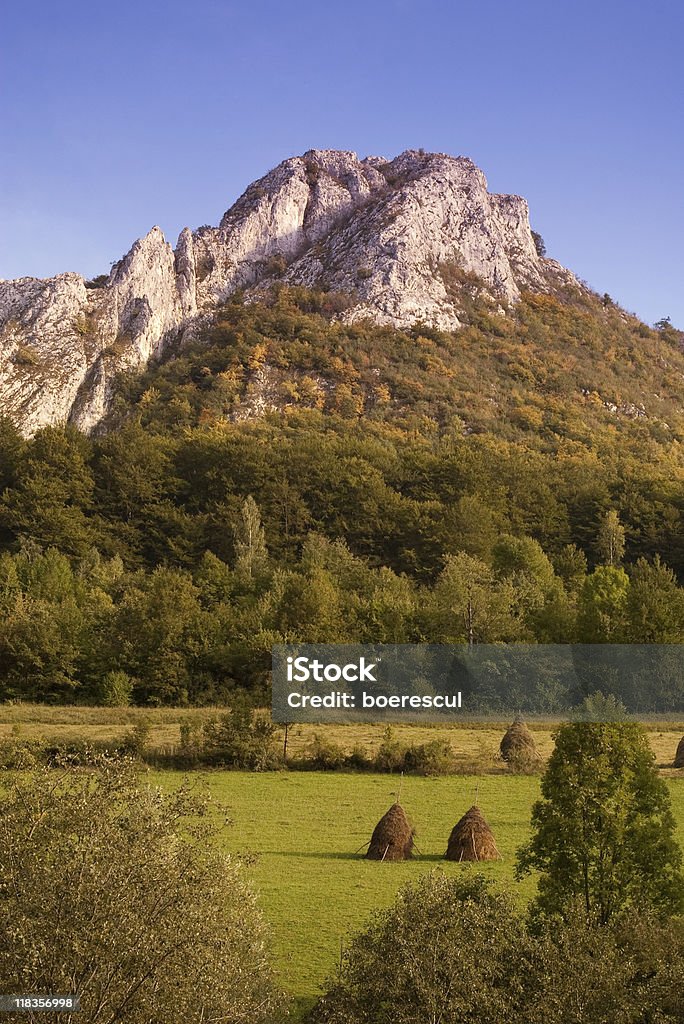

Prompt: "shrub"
[346,743,372,770]
[532,230,547,257]
[0,761,286,1023]
[119,720,152,759]
[0,737,44,769]
[302,733,347,770]
[373,726,406,773]
[309,873,529,1023]
[402,738,454,775]
[202,698,279,770]
[177,719,204,765]
[94,669,134,707]
[309,873,684,1024]
[85,274,109,289]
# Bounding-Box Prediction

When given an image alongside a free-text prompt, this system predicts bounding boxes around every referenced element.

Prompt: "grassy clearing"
[152,770,684,1016]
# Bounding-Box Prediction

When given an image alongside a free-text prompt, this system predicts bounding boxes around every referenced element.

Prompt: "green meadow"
[153,770,684,1016]
[4,707,684,1015]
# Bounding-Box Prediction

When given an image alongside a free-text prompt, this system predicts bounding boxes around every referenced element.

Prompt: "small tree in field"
[0,759,285,1023]
[517,721,684,924]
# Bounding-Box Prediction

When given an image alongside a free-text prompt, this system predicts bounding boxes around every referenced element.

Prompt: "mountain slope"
[0,149,578,436]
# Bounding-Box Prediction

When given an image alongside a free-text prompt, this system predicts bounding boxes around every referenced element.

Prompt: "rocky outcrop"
[0,148,582,435]
[0,227,192,435]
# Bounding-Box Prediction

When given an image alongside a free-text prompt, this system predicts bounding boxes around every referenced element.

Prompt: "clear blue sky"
[1,0,682,327]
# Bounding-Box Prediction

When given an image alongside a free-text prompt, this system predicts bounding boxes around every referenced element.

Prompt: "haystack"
[366,802,415,861]
[674,736,684,768]
[500,717,539,764]
[445,805,500,862]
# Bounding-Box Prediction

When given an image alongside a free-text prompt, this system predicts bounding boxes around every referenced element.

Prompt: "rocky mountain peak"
[0,148,581,435]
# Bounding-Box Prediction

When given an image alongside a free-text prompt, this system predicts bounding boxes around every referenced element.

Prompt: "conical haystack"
[674,736,684,768]
[445,805,500,862]
[366,802,415,861]
[500,717,539,764]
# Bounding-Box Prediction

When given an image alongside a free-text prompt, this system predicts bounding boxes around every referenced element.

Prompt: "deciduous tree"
[516,721,684,924]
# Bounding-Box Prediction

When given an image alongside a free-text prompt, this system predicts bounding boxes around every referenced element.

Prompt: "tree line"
[1,491,683,704]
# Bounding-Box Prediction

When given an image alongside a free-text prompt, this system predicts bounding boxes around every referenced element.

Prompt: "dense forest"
[1,286,683,705]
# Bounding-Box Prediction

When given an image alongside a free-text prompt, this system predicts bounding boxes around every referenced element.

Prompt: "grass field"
[4,705,684,1015]
[154,769,684,1016]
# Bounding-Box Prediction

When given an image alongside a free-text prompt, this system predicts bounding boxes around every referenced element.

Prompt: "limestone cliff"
[0,149,581,435]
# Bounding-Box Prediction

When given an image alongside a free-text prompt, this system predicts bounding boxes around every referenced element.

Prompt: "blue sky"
[2,0,682,326]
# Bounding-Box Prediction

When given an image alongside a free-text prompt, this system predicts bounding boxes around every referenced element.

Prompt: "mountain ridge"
[1,148,580,436]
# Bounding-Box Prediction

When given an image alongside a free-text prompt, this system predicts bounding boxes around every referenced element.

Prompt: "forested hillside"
[1,286,683,705]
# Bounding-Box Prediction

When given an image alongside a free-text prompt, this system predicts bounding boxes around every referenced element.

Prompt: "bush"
[0,761,286,1023]
[0,738,114,769]
[345,743,373,770]
[202,698,279,770]
[402,738,454,775]
[118,719,152,759]
[85,274,109,289]
[523,906,684,1024]
[301,733,347,770]
[177,718,204,765]
[309,873,530,1023]
[373,726,406,773]
[309,873,684,1024]
[0,737,44,769]
[532,230,547,257]
[42,740,109,767]
[94,669,134,707]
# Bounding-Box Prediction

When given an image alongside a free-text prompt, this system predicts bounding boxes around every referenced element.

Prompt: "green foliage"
[120,718,152,757]
[309,873,528,1023]
[85,274,109,289]
[578,565,630,641]
[202,697,279,769]
[301,733,348,770]
[596,509,626,565]
[1,426,94,555]
[626,555,684,641]
[93,669,133,706]
[0,761,285,1023]
[373,726,406,773]
[531,230,546,257]
[309,870,684,1024]
[401,737,455,775]
[526,907,684,1024]
[517,721,684,924]
[234,494,269,581]
[429,551,517,643]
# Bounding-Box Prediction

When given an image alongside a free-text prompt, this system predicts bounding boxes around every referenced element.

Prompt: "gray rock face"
[0,148,581,435]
